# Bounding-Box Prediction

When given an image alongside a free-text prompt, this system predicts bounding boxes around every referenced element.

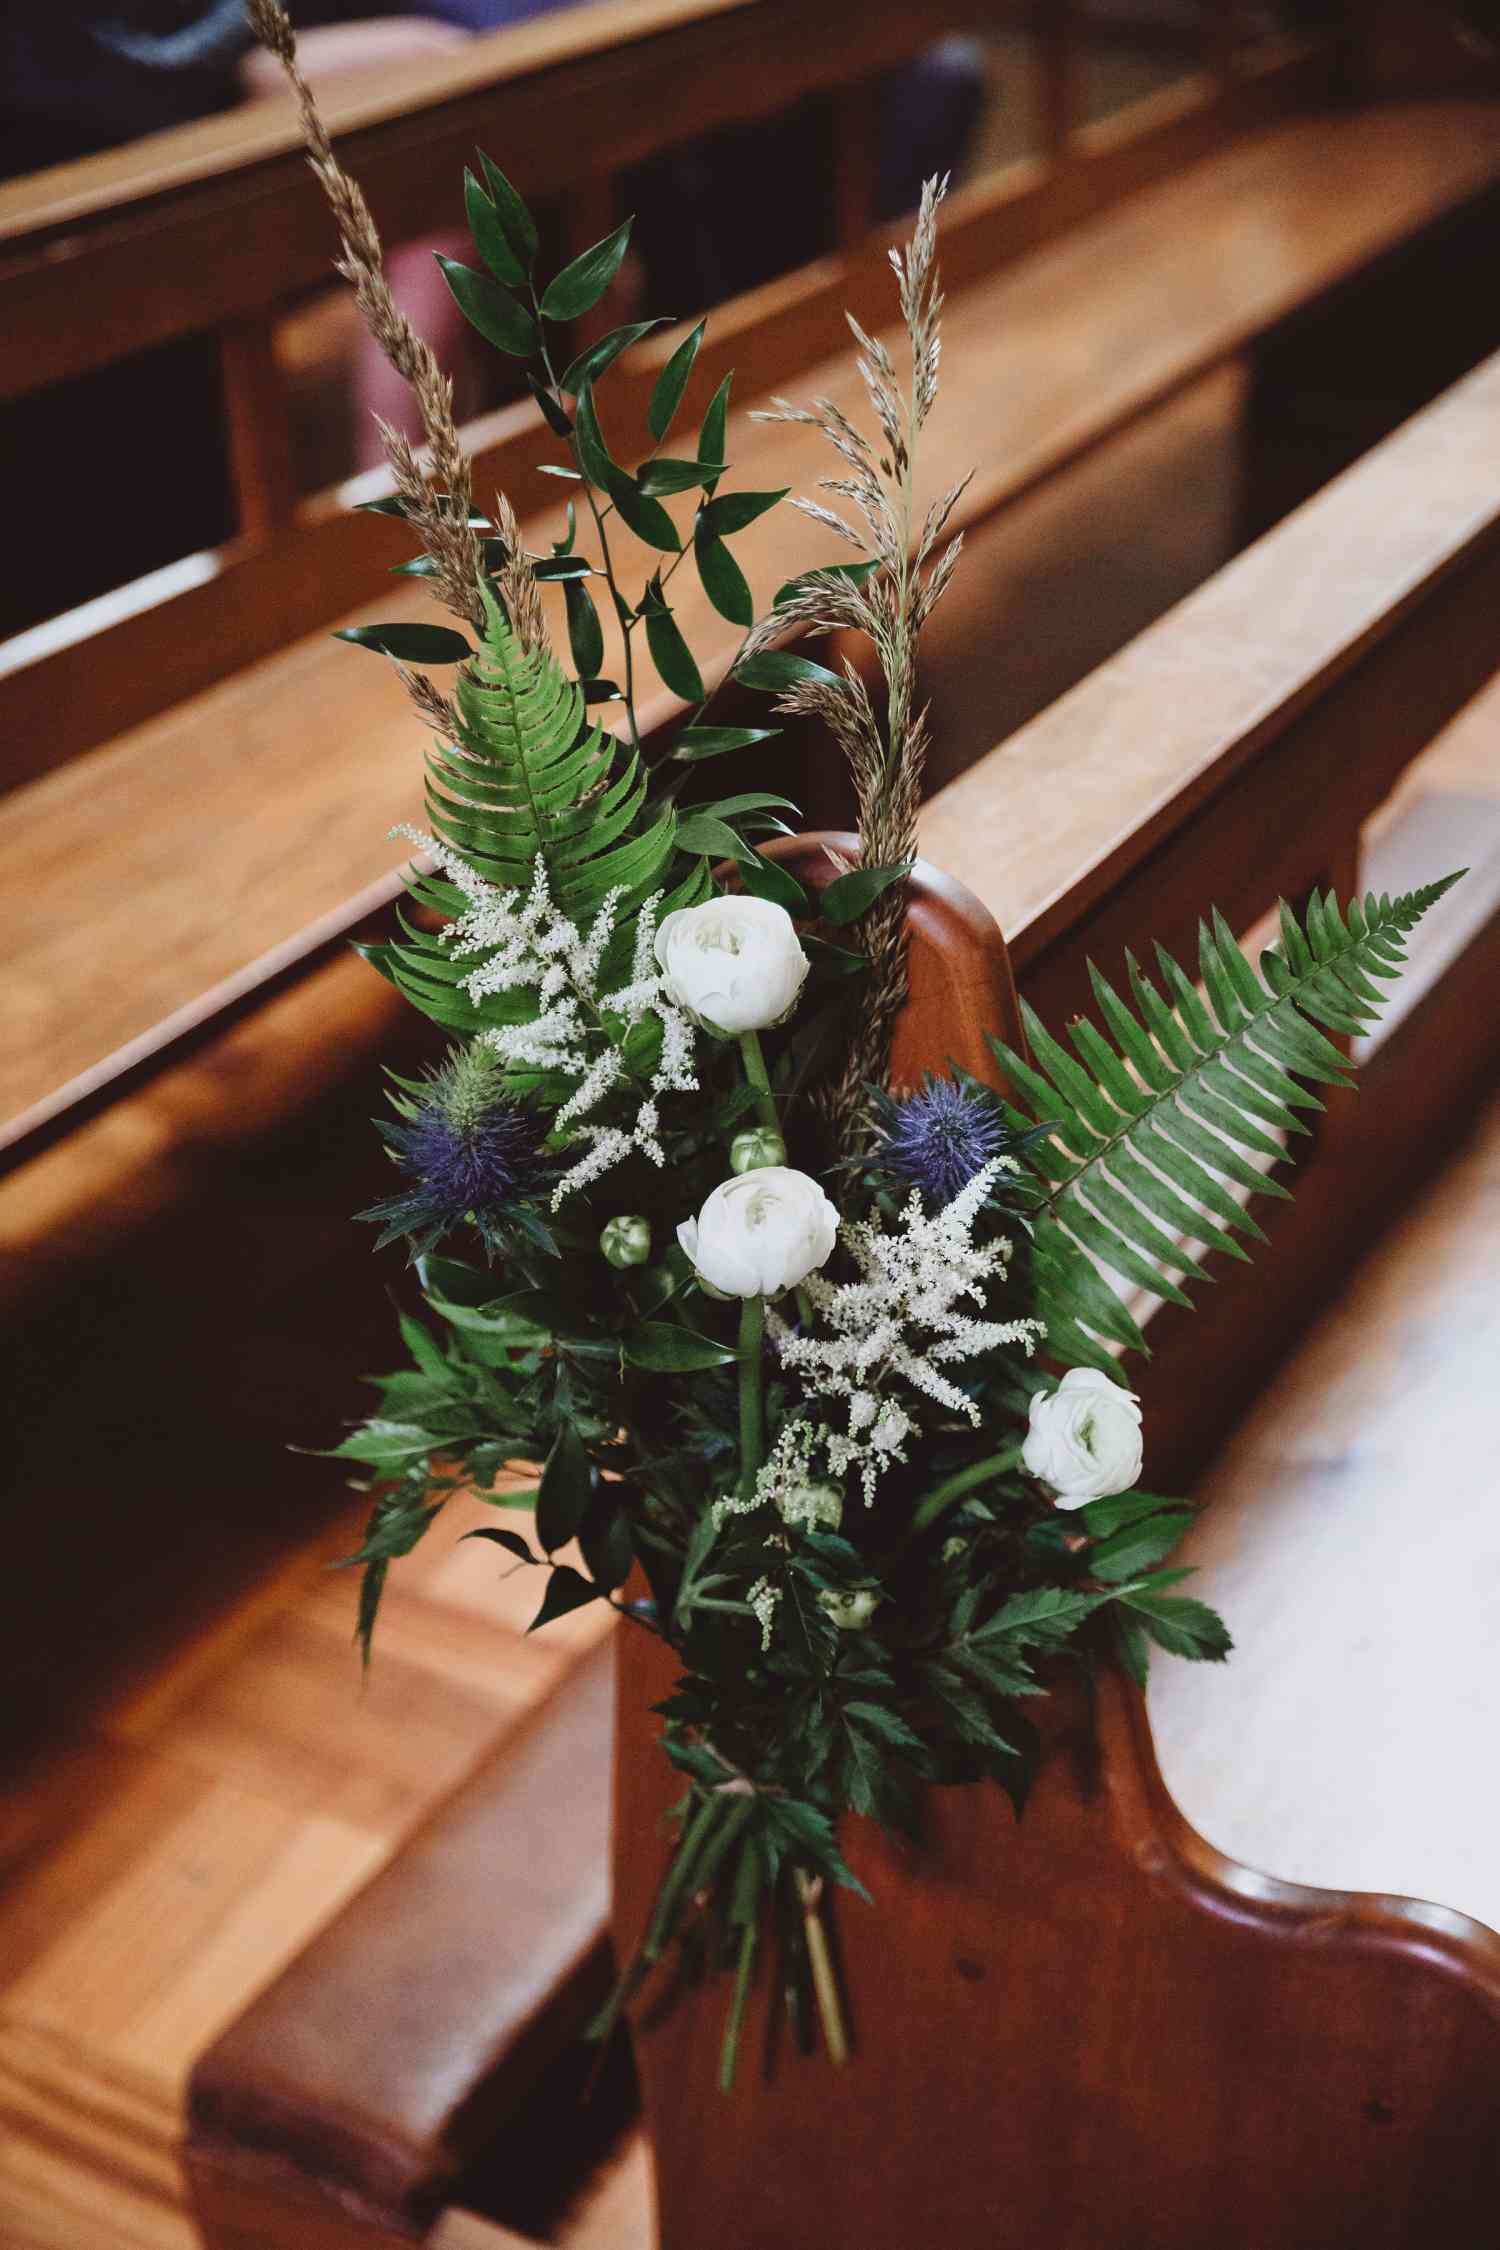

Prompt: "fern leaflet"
[362,581,699,1034]
[990,878,1460,1374]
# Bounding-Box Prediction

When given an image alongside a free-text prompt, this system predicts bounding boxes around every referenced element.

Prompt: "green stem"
[720,1920,758,2093]
[644,1795,720,1963]
[794,1870,849,2067]
[738,1029,780,1138]
[530,300,644,756]
[738,1294,765,1507]
[909,1444,1023,1538]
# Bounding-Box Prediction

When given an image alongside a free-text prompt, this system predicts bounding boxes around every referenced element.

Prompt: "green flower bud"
[600,1214,652,1268]
[818,1587,880,1631]
[730,1125,787,1174]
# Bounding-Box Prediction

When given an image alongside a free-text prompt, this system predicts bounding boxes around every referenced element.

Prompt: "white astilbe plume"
[391,831,697,1203]
[767,1160,1043,1504]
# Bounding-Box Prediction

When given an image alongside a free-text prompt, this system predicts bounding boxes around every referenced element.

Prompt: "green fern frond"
[990,877,1460,1375]
[363,582,701,1033]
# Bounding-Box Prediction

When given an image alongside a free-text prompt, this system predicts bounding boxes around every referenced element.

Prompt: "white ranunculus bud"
[1021,1368,1144,1509]
[730,1124,787,1173]
[653,895,810,1036]
[819,1587,880,1631]
[677,1167,838,1299]
[600,1214,652,1268]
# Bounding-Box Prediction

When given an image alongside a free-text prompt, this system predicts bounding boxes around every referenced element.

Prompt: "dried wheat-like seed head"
[763,175,964,1147]
[246,0,482,628]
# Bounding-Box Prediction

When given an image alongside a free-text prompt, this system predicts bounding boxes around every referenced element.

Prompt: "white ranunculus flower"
[677,1167,838,1299]
[653,895,810,1036]
[1021,1367,1143,1509]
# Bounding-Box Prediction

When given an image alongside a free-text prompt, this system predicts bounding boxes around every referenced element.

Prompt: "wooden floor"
[0,1491,615,2250]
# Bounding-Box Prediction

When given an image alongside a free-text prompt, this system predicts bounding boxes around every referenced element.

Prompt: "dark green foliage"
[649,319,705,441]
[464,166,527,287]
[475,153,538,269]
[436,254,538,355]
[734,647,842,694]
[695,522,754,625]
[335,621,471,663]
[560,319,669,397]
[540,217,634,321]
[820,861,911,926]
[671,724,779,764]
[642,578,705,702]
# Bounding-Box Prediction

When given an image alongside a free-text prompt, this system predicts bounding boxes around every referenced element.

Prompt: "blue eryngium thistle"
[360,1045,552,1259]
[871,1073,1011,1202]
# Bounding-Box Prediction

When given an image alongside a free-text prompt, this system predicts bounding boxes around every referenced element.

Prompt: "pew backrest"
[2,1,1347,784]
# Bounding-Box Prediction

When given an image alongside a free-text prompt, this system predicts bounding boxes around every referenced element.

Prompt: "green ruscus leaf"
[335,622,472,663]
[435,256,537,356]
[624,1322,739,1371]
[541,217,634,321]
[650,318,706,441]
[477,152,539,269]
[695,520,754,626]
[642,577,705,703]
[464,167,526,286]
[535,1423,595,1552]
[564,578,605,679]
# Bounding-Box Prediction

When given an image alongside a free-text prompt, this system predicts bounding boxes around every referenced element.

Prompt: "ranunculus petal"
[679,1167,839,1299]
[654,896,810,1036]
[1022,1367,1143,1506]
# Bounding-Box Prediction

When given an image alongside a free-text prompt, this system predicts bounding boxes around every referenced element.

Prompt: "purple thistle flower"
[361,1045,551,1257]
[875,1075,1008,1202]
[401,1096,546,1221]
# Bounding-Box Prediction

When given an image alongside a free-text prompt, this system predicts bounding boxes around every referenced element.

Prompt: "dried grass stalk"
[752,176,964,1148]
[397,668,461,739]
[246,0,483,629]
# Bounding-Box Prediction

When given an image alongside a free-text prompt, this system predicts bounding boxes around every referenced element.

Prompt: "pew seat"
[7,96,1500,1166]
[183,1638,619,2250]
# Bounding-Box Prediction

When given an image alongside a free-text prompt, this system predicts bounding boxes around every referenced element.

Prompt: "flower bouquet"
[253,0,1454,2099]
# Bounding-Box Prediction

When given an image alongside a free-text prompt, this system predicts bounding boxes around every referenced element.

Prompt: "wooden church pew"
[2,0,1340,778]
[181,342,1500,2250]
[7,75,1500,1165]
[183,1641,617,2250]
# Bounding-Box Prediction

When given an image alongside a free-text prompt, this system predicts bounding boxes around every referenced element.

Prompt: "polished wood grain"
[919,343,1500,989]
[0,1484,612,2250]
[612,840,1500,2250]
[0,3,742,246]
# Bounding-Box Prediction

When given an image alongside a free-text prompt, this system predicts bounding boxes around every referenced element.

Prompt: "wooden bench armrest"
[184,1637,614,2233]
